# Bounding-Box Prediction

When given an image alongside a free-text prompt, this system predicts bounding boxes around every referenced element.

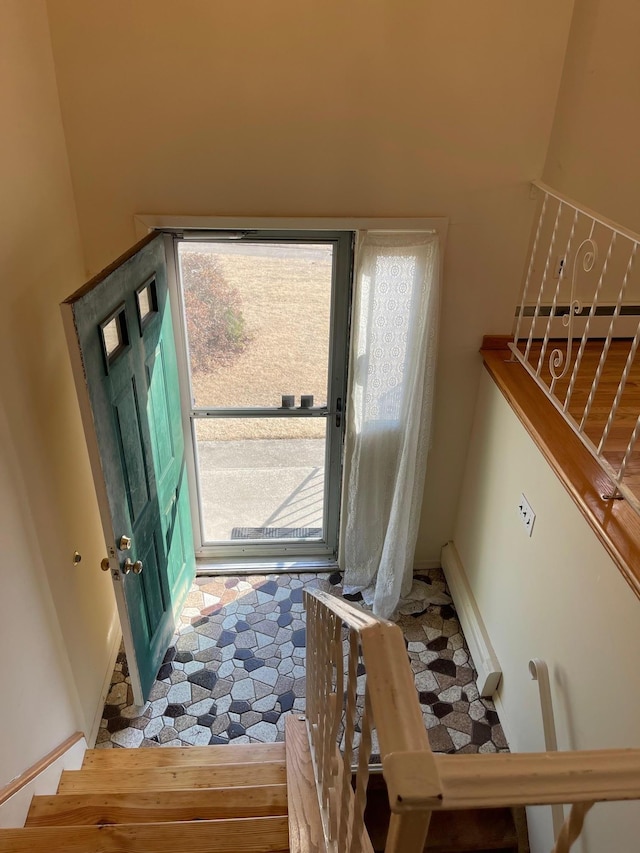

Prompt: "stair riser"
[0,817,290,853]
[27,786,288,826]
[82,743,284,770]
[58,762,286,793]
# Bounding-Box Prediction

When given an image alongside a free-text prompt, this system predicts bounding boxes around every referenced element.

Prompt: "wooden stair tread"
[0,817,289,852]
[58,761,286,793]
[82,742,284,769]
[26,785,288,826]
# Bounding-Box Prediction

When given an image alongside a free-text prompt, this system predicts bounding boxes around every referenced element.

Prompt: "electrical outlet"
[518,493,536,537]
[553,256,566,279]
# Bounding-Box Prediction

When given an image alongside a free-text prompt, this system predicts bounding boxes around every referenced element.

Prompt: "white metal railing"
[511,181,640,513]
[303,589,640,853]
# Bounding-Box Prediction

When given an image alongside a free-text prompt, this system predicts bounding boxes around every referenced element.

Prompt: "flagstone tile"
[97,569,508,755]
[111,727,145,748]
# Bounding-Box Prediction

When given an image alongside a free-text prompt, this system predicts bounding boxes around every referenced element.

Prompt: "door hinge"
[335,397,342,428]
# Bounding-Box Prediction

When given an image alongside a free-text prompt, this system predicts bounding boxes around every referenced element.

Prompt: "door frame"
[135,218,448,568]
[164,231,353,560]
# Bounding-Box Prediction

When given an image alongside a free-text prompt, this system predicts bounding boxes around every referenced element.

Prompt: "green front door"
[62,233,196,703]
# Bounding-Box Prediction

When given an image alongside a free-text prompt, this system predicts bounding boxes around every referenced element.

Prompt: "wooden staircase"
[0,740,291,853]
[0,717,528,853]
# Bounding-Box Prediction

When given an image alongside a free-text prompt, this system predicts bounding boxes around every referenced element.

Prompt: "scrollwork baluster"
[548,237,597,386]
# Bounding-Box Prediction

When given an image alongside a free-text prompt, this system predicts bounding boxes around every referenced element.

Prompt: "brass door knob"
[100,557,111,572]
[123,558,143,575]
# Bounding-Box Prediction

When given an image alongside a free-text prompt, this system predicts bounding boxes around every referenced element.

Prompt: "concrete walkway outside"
[197,438,325,542]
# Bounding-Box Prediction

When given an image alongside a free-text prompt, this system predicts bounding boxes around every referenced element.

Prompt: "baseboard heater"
[441,541,502,698]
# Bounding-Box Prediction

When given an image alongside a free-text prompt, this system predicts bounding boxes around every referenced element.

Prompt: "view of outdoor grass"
[179,242,332,441]
[178,241,333,540]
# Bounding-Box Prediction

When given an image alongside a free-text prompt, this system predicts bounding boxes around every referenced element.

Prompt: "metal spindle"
[536,208,579,377]
[581,242,637,430]
[562,231,617,412]
[524,200,563,363]
[513,192,549,352]
[598,316,640,454]
[615,411,640,488]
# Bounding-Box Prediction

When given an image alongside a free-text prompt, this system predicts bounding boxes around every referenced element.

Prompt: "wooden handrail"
[432,749,640,810]
[532,180,640,247]
[306,590,640,851]
[0,732,84,806]
[304,589,386,631]
[482,340,640,601]
[304,590,440,852]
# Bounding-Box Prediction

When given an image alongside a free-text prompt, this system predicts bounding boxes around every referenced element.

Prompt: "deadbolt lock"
[119,535,132,551]
[100,557,111,572]
[122,558,143,575]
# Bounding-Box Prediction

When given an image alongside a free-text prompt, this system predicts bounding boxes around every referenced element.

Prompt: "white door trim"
[135,214,448,244]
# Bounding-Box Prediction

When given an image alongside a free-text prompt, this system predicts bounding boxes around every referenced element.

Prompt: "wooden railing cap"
[383,751,443,812]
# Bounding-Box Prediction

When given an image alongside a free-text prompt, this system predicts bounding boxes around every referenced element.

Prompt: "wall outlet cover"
[518,493,536,537]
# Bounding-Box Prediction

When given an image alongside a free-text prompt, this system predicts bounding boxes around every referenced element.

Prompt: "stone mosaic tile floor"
[97,569,508,754]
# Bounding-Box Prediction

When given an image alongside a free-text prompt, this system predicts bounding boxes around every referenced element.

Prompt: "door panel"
[62,233,196,703]
[113,377,150,521]
[146,345,175,485]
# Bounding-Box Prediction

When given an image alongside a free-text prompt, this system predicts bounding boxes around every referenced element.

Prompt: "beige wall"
[0,0,119,758]
[0,399,78,789]
[453,371,640,853]
[544,0,640,233]
[45,0,575,562]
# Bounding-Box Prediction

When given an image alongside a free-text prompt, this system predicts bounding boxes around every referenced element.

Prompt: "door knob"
[119,535,132,550]
[122,558,143,575]
[100,557,111,572]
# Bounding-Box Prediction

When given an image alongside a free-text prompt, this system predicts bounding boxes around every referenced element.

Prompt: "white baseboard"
[87,624,122,748]
[0,736,86,828]
[441,541,502,698]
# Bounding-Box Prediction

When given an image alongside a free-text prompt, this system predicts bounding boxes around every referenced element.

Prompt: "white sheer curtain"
[343,231,440,619]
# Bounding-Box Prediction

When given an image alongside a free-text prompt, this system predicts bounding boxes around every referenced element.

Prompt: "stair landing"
[98,570,508,758]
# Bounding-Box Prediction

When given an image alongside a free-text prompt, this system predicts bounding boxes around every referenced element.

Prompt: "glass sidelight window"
[173,231,353,561]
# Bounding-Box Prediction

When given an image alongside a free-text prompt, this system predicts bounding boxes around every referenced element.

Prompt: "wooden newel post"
[385,811,433,853]
[382,752,442,853]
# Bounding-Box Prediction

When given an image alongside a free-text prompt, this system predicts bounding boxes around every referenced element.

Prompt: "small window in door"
[100,304,129,370]
[136,276,158,331]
